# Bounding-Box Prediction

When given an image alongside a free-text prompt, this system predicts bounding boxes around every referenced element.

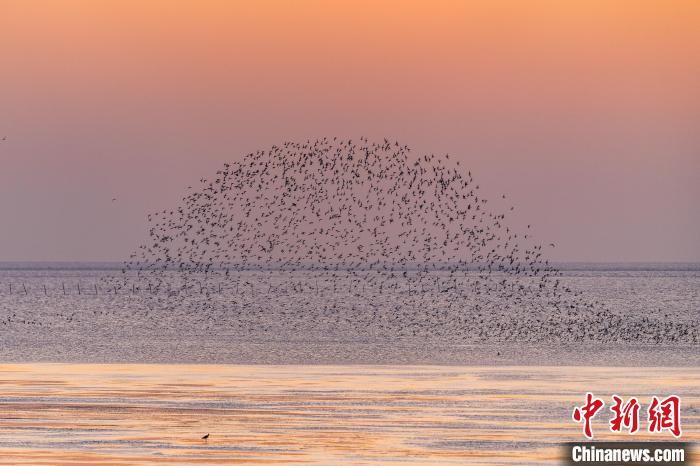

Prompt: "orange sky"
[0,0,698,261]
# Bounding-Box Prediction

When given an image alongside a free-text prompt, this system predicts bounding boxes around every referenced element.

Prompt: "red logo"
[572,392,605,439]
[572,393,682,439]
[648,395,681,438]
[609,395,640,434]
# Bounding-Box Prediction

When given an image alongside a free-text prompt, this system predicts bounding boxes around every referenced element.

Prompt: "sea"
[0,262,697,464]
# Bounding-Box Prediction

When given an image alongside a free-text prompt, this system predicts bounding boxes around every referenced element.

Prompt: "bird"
[202,433,209,440]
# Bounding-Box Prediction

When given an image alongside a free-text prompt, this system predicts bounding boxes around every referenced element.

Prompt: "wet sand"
[0,364,697,464]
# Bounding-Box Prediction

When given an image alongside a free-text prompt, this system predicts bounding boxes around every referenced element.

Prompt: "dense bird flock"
[120,138,574,303]
[105,139,594,335]
[4,138,697,345]
[100,138,699,344]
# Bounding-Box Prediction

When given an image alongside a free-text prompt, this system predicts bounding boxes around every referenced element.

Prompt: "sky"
[0,0,698,262]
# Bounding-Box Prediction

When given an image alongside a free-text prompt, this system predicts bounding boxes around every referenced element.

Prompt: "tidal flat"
[0,364,697,465]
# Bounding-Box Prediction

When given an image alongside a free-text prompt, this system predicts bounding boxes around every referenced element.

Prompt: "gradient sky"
[1,0,698,262]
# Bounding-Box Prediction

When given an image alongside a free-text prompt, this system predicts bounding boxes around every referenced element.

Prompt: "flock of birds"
[117,138,572,303]
[95,137,693,344]
[1,138,697,344]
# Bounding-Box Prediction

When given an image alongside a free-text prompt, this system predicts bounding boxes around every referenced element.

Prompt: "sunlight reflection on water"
[0,364,697,464]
